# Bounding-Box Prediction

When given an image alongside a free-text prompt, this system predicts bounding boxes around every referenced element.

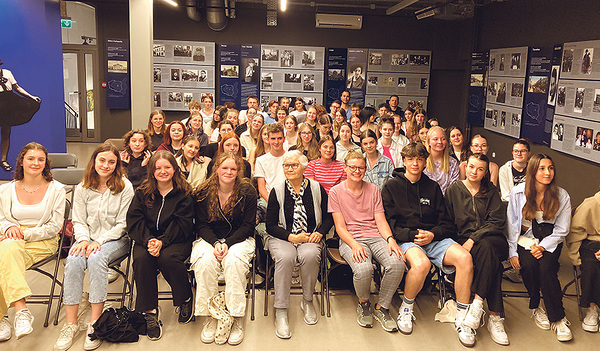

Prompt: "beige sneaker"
[551,317,572,342]
[531,307,551,330]
[54,324,80,351]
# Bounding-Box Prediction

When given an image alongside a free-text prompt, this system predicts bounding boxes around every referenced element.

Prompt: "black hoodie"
[381,168,456,243]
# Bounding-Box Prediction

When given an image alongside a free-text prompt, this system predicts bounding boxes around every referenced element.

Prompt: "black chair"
[27,199,71,327]
[48,153,78,168]
[562,265,583,321]
[105,239,135,308]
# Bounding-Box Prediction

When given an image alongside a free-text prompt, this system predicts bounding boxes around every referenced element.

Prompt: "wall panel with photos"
[551,40,600,164]
[365,49,431,111]
[153,40,216,111]
[484,46,528,138]
[259,45,325,110]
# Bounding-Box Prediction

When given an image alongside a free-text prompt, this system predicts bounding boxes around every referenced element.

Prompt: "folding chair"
[104,138,125,152]
[48,153,78,168]
[105,239,135,308]
[51,168,85,202]
[27,199,71,327]
[562,265,583,321]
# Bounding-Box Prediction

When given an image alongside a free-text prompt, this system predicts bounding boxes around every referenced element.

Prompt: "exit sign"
[61,19,72,29]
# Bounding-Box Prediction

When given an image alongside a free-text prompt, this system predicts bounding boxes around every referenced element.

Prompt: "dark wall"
[472,0,600,206]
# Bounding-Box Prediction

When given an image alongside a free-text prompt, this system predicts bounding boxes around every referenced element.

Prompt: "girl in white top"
[176,135,211,189]
[283,115,298,151]
[377,117,409,168]
[336,122,361,161]
[290,97,307,124]
[55,143,134,351]
[240,113,265,158]
[200,94,214,125]
[0,142,66,340]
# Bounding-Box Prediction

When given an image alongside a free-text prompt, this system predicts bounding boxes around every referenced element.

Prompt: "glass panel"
[84,53,95,131]
[62,53,80,130]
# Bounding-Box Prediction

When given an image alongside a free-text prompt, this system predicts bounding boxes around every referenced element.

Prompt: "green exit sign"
[61,19,72,29]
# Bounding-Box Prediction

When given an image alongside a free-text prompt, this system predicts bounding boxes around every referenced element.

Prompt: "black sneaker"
[144,310,163,341]
[177,298,194,324]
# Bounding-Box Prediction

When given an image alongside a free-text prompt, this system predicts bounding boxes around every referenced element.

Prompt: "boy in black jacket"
[381,142,475,347]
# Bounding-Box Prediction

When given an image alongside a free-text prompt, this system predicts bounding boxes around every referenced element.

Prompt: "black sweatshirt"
[381,168,456,243]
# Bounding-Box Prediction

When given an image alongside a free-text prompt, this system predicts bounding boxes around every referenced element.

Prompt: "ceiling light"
[280,0,287,12]
[163,0,178,7]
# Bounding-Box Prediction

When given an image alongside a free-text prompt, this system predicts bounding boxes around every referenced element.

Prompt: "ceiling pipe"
[206,0,228,31]
[185,0,202,21]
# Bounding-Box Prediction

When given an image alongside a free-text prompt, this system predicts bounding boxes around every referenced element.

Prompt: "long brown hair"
[194,152,249,222]
[466,153,491,197]
[523,153,560,220]
[296,123,320,160]
[139,150,191,207]
[82,143,125,194]
[217,132,243,159]
[147,110,166,136]
[123,129,151,155]
[14,142,53,182]
[163,121,187,145]
[176,135,204,170]
[252,125,269,166]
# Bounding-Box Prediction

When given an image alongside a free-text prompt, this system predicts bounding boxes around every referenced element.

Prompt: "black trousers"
[133,241,193,312]
[457,235,508,315]
[579,239,600,308]
[518,243,565,322]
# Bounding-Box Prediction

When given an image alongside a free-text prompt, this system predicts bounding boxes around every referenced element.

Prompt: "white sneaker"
[54,323,80,351]
[456,324,476,347]
[0,316,11,341]
[201,317,218,343]
[551,317,572,342]
[582,306,599,332]
[14,309,34,339]
[487,315,509,345]
[83,323,102,350]
[531,307,551,330]
[228,318,244,345]
[463,302,485,330]
[396,304,415,335]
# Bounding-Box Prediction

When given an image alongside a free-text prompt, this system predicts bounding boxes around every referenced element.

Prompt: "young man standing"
[329,151,405,332]
[388,95,402,116]
[255,123,286,203]
[239,95,266,125]
[381,142,475,347]
[340,90,351,119]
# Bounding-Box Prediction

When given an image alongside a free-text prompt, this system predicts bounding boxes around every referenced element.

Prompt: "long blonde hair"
[296,123,320,160]
[425,126,451,173]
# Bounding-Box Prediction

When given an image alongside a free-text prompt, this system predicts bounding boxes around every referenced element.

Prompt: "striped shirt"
[304,159,347,194]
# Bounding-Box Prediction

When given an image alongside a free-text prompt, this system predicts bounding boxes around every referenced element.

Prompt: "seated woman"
[207,133,252,179]
[176,135,210,189]
[315,115,334,142]
[205,105,224,138]
[498,139,530,201]
[186,112,209,148]
[304,106,318,129]
[290,97,307,124]
[283,115,298,151]
[402,107,417,142]
[266,150,333,338]
[460,134,499,186]
[304,136,346,194]
[200,94,215,126]
[378,117,409,168]
[359,107,379,138]
[126,151,195,341]
[423,126,459,194]
[240,113,264,158]
[146,109,166,152]
[361,130,394,190]
[211,109,240,142]
[276,106,288,124]
[201,120,235,159]
[156,121,187,155]
[567,186,600,332]
[448,126,468,163]
[192,153,257,346]
[0,142,66,340]
[120,129,152,188]
[55,143,134,351]
[336,122,361,162]
[350,115,363,146]
[332,109,346,137]
[290,123,320,161]
[249,125,269,175]
[445,153,509,345]
[507,154,572,342]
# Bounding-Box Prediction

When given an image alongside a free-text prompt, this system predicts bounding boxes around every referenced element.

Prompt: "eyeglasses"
[300,132,313,136]
[472,144,486,150]
[346,165,366,173]
[512,149,528,154]
[282,163,300,170]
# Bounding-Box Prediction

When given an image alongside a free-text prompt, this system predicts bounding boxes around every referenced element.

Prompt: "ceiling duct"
[315,14,362,30]
[435,1,474,20]
[185,0,202,21]
[206,0,228,31]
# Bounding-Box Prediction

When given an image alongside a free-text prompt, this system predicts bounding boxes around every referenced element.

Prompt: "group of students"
[0,95,599,349]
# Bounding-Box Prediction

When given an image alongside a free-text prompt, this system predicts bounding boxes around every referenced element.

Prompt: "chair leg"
[121,254,133,308]
[264,253,270,317]
[44,256,63,327]
[251,252,256,321]
[319,255,325,316]
[574,265,583,321]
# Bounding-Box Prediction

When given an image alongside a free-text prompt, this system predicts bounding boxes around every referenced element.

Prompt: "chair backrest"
[51,168,85,187]
[105,138,125,152]
[48,153,78,168]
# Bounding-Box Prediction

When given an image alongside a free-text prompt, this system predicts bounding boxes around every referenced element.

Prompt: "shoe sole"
[556,335,573,342]
[300,302,318,325]
[228,335,244,345]
[582,323,599,333]
[83,341,102,351]
[16,327,33,340]
[458,335,475,348]
[534,320,551,331]
[373,310,398,332]
[397,322,413,335]
[357,318,373,328]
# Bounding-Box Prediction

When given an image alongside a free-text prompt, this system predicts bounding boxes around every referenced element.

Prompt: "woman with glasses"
[423,126,459,194]
[290,123,319,161]
[499,139,530,201]
[460,134,499,186]
[265,150,333,338]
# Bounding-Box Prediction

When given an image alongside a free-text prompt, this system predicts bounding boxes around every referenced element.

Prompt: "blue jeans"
[63,236,129,305]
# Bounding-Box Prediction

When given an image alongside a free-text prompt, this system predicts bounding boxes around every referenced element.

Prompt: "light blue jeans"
[63,236,129,305]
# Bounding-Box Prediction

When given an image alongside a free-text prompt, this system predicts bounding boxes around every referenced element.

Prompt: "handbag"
[90,307,147,343]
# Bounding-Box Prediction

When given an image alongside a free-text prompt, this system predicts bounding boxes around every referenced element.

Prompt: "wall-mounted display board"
[364,96,428,112]
[484,46,528,137]
[551,40,600,163]
[153,40,216,111]
[467,51,488,126]
[325,48,348,108]
[106,39,130,109]
[521,45,562,146]
[218,44,261,108]
[260,92,323,113]
[346,48,368,108]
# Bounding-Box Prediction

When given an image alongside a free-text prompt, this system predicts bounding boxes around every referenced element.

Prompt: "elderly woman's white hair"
[282,150,309,169]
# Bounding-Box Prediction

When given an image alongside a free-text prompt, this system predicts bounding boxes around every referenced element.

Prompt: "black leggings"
[579,240,600,307]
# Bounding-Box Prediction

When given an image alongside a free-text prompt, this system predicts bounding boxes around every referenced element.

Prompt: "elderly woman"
[265,150,333,339]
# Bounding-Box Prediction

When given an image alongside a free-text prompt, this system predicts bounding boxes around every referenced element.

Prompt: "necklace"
[20,183,41,194]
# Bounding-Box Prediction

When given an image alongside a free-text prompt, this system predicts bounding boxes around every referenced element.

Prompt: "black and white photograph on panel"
[302,51,316,67]
[184,93,193,106]
[500,111,506,129]
[488,81,497,96]
[382,76,395,87]
[581,48,594,74]
[193,46,205,62]
[346,64,365,89]
[173,45,192,57]
[154,68,161,83]
[420,78,428,90]
[367,75,378,86]
[499,54,505,71]
[171,68,180,81]
[562,49,573,73]
[369,52,382,66]
[242,58,259,83]
[281,50,294,67]
[181,69,199,82]
[154,92,161,107]
[593,89,600,113]
[199,70,207,83]
[492,109,498,127]
[262,48,279,61]
[528,76,549,94]
[284,73,301,83]
[303,74,315,91]
[391,53,408,66]
[574,87,585,113]
[557,86,566,107]
[575,126,594,148]
[409,54,430,66]
[496,82,506,103]
[221,65,239,78]
[471,74,484,87]
[328,69,345,81]
[168,91,183,102]
[552,123,564,141]
[511,82,524,97]
[548,66,559,105]
[261,72,273,89]
[397,77,407,88]
[512,113,520,126]
[490,56,496,72]
[107,60,127,73]
[153,44,166,57]
[485,108,493,120]
[594,131,600,151]
[511,53,521,70]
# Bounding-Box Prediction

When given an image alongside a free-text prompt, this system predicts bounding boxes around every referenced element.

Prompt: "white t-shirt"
[239,109,268,125]
[0,69,17,92]
[254,152,285,194]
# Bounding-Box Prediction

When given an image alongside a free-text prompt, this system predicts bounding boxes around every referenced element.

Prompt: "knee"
[0,239,20,255]
[384,259,405,276]
[272,249,296,268]
[352,262,373,281]
[64,254,87,273]
[410,257,431,277]
[87,251,108,268]
[455,251,473,271]
[222,254,245,271]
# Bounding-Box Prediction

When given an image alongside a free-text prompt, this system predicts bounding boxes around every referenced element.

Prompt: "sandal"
[0,160,11,172]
